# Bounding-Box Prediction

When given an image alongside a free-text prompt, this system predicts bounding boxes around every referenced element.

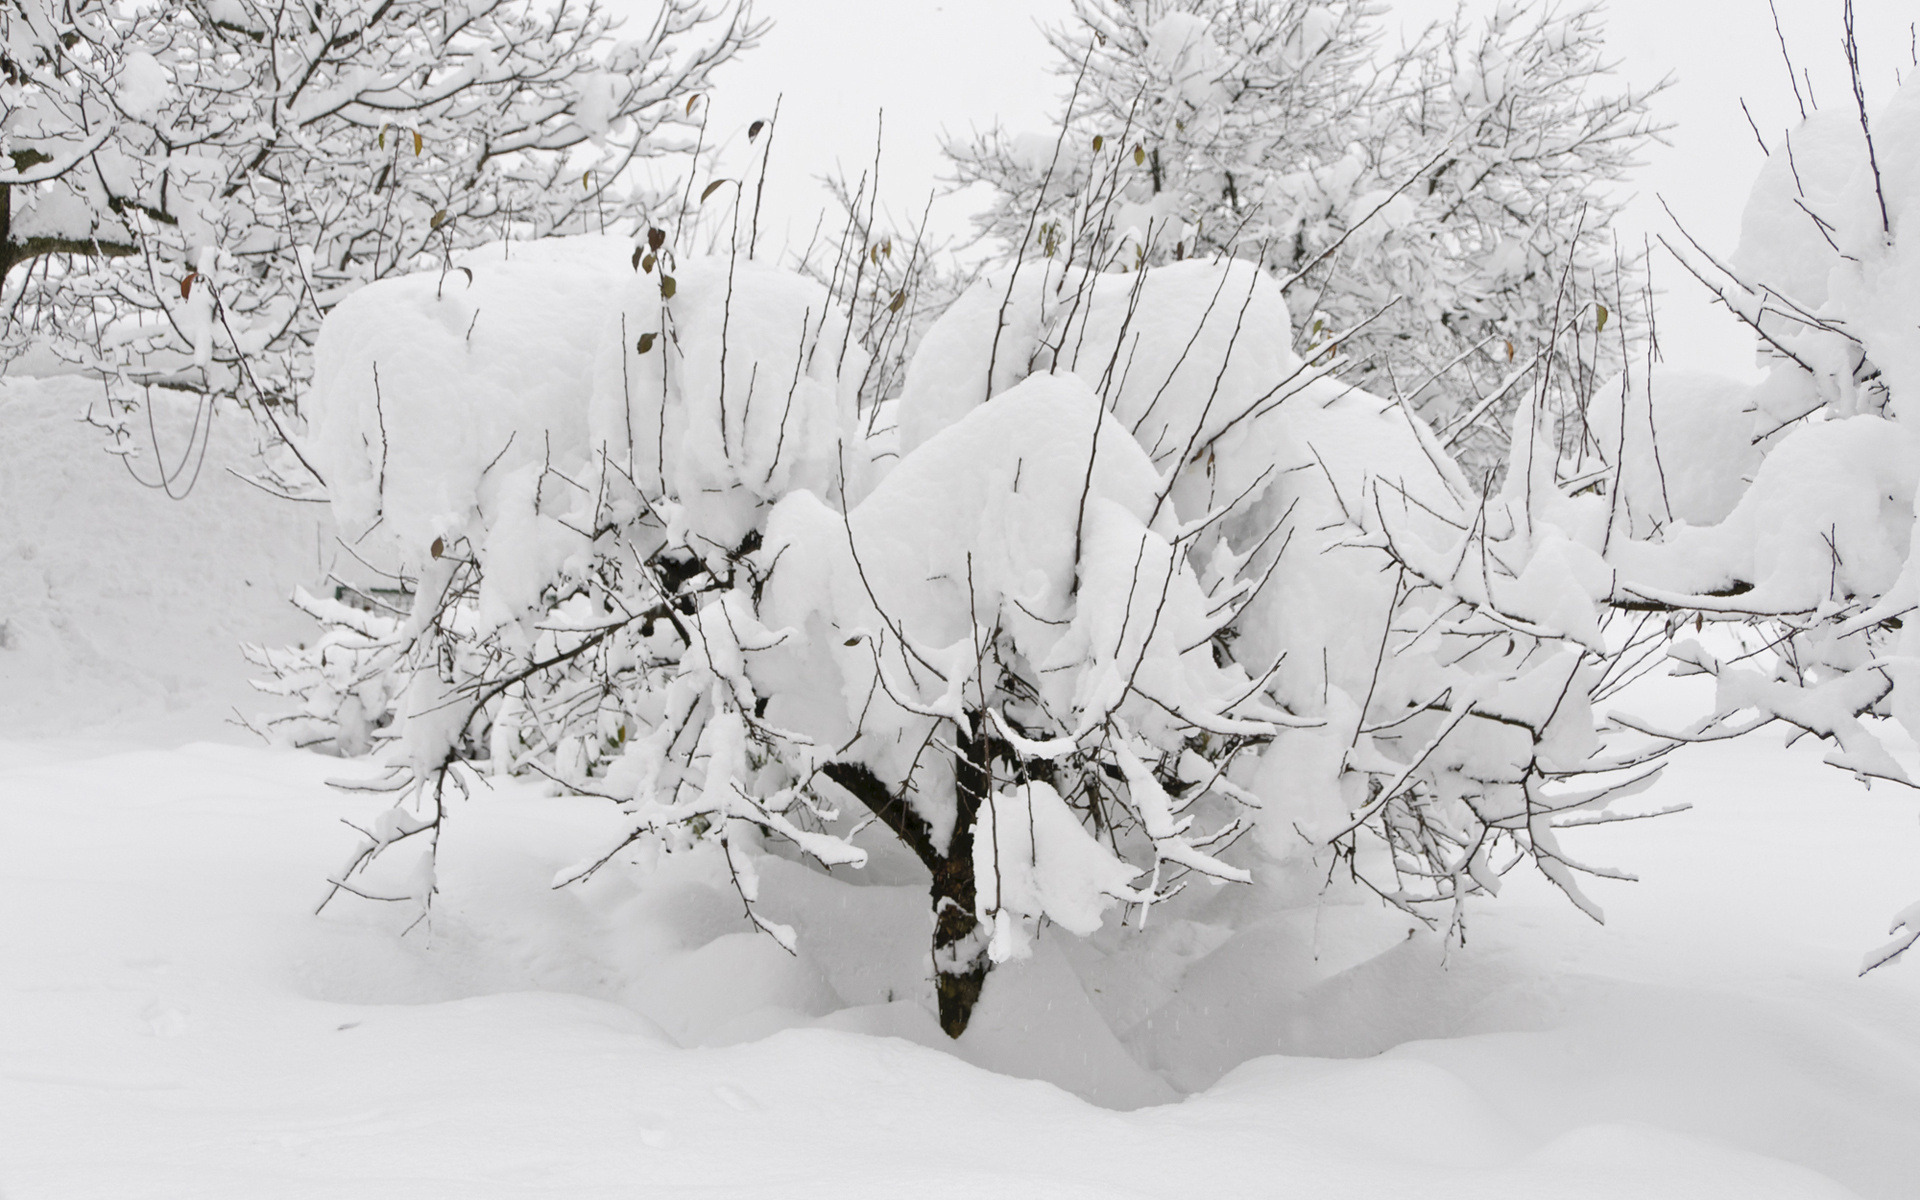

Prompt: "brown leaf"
[632,246,645,271]
[636,332,657,354]
[748,119,765,141]
[582,170,592,190]
[1133,144,1145,166]
[888,289,906,313]
[377,123,387,149]
[430,537,445,559]
[686,94,700,115]
[412,130,422,157]
[430,209,448,230]
[1596,303,1610,334]
[647,227,666,251]
[179,272,198,299]
[1505,340,1515,362]
[659,274,677,300]
[700,179,728,202]
[642,253,656,273]
[1092,134,1104,152]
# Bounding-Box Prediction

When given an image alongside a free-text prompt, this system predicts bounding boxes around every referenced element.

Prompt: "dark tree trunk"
[933,717,991,1035]
[822,715,993,1038]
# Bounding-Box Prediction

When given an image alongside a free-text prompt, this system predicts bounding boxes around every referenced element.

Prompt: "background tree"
[1,0,758,490]
[256,227,1678,1038]
[1568,16,1920,971]
[946,0,1666,478]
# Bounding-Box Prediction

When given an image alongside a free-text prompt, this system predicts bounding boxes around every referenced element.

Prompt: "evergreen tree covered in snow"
[946,0,1665,476]
[0,0,757,486]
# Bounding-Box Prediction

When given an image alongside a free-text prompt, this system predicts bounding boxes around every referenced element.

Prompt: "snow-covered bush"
[1566,62,1920,971]
[1309,20,1920,975]
[947,0,1665,477]
[1,0,757,487]
[269,182,1687,1035]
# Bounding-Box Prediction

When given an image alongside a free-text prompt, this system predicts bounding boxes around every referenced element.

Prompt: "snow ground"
[4,375,1919,1198]
[0,377,334,745]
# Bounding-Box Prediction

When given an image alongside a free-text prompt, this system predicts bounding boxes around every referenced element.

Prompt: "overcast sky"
[644,0,1917,380]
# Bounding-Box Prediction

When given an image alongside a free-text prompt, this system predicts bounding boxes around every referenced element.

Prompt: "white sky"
[631,0,1917,379]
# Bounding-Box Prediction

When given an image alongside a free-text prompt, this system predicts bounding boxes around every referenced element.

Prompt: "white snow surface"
[974,780,1145,950]
[4,694,1917,1197]
[758,374,1247,786]
[5,370,1920,1196]
[0,376,335,743]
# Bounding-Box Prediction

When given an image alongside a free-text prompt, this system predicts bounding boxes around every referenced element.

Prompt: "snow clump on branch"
[1492,68,1920,972]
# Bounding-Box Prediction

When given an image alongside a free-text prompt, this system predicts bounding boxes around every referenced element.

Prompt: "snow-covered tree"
[946,0,1665,476]
[258,172,1680,1035]
[1,0,757,486]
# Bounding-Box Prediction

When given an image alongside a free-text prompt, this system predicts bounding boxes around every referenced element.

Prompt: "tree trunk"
[933,717,990,1036]
[823,716,992,1038]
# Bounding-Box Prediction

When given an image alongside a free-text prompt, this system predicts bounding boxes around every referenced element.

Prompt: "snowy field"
[5,376,1920,1199]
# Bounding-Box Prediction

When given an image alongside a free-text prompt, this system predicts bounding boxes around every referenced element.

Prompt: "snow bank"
[1612,415,1919,611]
[2,730,1915,1195]
[896,258,1307,511]
[974,781,1144,951]
[309,237,630,567]
[583,252,868,551]
[888,254,1480,792]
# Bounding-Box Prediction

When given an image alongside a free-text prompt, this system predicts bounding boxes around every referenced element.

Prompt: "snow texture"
[0,376,333,742]
[2,686,1917,1196]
